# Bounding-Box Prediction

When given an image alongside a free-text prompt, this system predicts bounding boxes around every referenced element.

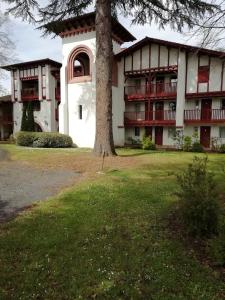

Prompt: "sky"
[0,4,194,94]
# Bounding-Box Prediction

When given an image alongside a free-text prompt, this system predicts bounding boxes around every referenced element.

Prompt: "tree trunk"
[93,0,117,157]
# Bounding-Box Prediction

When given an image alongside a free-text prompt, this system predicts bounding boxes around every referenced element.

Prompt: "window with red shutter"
[198,66,209,83]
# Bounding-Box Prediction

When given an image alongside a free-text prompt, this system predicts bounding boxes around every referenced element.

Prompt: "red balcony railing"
[125,82,177,101]
[124,110,176,125]
[184,109,225,123]
[21,88,39,101]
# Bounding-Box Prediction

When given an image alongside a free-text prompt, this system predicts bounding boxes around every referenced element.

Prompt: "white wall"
[60,32,125,147]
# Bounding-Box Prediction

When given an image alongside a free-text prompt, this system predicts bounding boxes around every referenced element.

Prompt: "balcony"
[0,114,13,124]
[184,109,225,124]
[124,110,176,126]
[125,82,177,101]
[21,88,39,101]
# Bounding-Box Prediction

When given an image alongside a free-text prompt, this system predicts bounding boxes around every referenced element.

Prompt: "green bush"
[177,156,219,237]
[183,136,192,152]
[219,144,225,153]
[142,136,156,150]
[15,131,37,147]
[192,142,204,153]
[15,131,73,148]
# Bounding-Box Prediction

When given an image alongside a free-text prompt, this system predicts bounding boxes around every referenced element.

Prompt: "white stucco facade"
[59,31,125,147]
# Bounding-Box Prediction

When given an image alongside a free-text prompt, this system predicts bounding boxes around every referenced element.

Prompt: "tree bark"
[93,0,117,157]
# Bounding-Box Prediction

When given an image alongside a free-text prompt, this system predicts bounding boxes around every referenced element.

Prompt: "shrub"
[183,136,192,152]
[219,144,225,153]
[26,102,35,132]
[177,156,219,237]
[15,131,73,148]
[142,136,156,150]
[15,131,37,147]
[192,142,204,153]
[21,105,28,131]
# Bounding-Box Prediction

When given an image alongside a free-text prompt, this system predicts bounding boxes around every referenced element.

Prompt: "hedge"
[15,132,73,148]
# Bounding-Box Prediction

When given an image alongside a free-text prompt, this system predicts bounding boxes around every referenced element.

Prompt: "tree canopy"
[4,0,219,33]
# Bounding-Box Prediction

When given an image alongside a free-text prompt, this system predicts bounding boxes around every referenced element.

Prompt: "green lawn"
[0,146,225,299]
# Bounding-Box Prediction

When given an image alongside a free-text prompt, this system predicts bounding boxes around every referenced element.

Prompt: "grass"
[0,145,225,299]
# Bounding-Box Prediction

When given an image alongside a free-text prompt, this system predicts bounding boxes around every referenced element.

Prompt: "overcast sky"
[0,4,194,93]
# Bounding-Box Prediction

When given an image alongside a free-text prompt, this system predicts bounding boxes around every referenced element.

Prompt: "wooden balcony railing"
[124,110,176,125]
[184,109,225,123]
[125,82,177,101]
[21,88,39,101]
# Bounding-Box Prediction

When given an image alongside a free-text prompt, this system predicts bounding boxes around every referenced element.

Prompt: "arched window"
[73,53,90,77]
[67,45,93,83]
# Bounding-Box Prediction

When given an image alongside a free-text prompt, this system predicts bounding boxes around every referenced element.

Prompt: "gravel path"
[0,148,80,222]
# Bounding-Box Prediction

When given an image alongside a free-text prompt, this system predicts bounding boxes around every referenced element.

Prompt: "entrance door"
[145,126,152,138]
[201,99,212,121]
[155,102,164,120]
[155,127,163,145]
[145,101,153,121]
[200,126,211,148]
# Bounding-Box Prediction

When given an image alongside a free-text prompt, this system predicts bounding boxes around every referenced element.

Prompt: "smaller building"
[1,59,61,134]
[0,95,13,140]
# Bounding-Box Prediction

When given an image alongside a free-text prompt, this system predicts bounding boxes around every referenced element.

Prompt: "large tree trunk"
[93,0,117,157]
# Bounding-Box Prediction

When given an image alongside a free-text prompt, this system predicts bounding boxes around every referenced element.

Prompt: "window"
[67,45,93,83]
[195,100,199,109]
[135,103,141,112]
[198,66,209,83]
[134,127,140,137]
[73,53,90,77]
[168,127,176,139]
[222,99,225,110]
[220,127,225,138]
[79,105,82,120]
[169,102,176,111]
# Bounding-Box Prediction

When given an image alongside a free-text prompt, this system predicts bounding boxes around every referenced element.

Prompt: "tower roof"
[44,12,136,44]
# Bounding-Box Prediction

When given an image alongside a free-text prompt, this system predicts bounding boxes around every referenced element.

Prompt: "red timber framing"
[41,65,46,99]
[12,70,18,101]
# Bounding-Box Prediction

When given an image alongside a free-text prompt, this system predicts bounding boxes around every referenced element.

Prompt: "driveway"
[0,147,80,222]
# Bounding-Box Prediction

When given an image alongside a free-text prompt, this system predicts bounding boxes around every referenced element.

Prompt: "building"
[2,59,61,133]
[116,37,225,148]
[0,95,13,140]
[45,12,135,148]
[45,12,225,149]
[2,12,225,149]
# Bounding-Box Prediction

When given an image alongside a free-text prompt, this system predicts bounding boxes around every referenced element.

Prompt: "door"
[145,126,152,138]
[155,126,163,145]
[200,126,211,148]
[155,102,164,120]
[145,101,153,121]
[201,99,212,121]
